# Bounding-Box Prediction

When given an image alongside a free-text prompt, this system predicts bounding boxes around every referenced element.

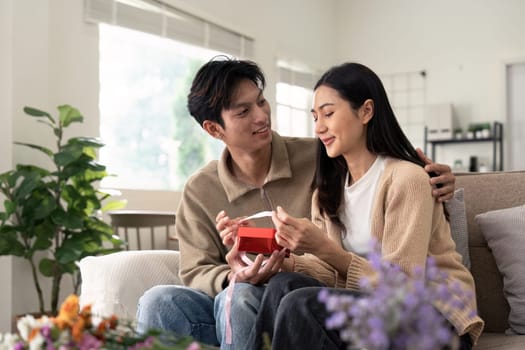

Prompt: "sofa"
[79,170,525,349]
[453,171,525,349]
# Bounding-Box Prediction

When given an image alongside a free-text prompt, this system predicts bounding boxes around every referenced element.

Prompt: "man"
[136,57,456,349]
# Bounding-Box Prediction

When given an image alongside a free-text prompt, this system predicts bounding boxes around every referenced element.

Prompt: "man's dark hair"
[187,56,266,128]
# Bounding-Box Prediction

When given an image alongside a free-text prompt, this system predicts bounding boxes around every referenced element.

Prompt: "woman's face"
[312,85,372,159]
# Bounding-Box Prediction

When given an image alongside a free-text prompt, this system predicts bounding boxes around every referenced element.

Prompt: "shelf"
[427,137,500,145]
[424,121,503,171]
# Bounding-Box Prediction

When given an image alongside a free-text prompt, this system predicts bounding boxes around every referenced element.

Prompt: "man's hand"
[216,210,253,246]
[225,237,286,285]
[416,148,456,202]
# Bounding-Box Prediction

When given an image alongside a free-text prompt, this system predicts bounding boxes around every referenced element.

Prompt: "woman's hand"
[272,206,353,276]
[225,237,286,285]
[416,148,456,202]
[272,206,328,254]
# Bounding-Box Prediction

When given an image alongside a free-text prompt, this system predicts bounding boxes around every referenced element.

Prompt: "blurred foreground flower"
[0,294,205,350]
[318,246,474,350]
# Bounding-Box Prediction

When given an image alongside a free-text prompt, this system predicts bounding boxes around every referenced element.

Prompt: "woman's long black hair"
[313,63,432,228]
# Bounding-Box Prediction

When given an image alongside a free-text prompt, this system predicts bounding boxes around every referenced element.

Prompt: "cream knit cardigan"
[292,157,484,344]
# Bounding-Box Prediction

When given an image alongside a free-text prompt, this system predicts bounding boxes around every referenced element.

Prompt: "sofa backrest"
[455,170,525,332]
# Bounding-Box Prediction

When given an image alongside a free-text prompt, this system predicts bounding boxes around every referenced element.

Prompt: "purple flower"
[319,243,475,350]
[127,336,155,350]
[78,333,103,350]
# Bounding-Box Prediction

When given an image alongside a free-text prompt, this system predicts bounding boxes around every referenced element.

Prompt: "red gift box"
[238,227,288,256]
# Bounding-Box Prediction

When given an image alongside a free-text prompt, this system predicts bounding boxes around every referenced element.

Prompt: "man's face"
[219,79,272,153]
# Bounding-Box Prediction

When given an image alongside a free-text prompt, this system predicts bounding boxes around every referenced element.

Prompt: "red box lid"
[238,227,281,254]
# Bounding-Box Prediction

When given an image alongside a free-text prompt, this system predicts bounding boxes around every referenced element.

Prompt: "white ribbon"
[238,210,273,223]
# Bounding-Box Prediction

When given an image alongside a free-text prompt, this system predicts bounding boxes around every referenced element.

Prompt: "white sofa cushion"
[79,250,181,321]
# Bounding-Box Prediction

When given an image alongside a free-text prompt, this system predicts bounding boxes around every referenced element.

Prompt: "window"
[85,0,254,191]
[98,24,224,190]
[275,65,318,138]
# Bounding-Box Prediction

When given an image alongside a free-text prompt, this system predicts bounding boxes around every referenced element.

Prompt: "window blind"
[84,0,254,58]
[278,66,318,90]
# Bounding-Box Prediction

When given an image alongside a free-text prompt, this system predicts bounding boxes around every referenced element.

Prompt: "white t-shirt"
[340,156,386,255]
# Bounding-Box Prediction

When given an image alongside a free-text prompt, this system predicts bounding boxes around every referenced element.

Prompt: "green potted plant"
[0,105,125,315]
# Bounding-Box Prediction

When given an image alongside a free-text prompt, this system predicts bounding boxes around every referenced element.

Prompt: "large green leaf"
[4,170,18,188]
[22,189,56,221]
[75,239,101,255]
[16,164,50,177]
[61,184,81,201]
[54,147,84,167]
[83,147,97,159]
[86,217,117,236]
[3,199,15,217]
[31,230,54,251]
[60,261,79,274]
[68,137,105,148]
[51,209,84,230]
[0,227,26,256]
[13,172,44,203]
[58,105,83,127]
[0,240,26,257]
[39,258,58,277]
[83,169,109,182]
[0,172,11,191]
[14,142,54,157]
[60,164,90,179]
[101,199,128,212]
[60,156,105,179]
[56,237,86,264]
[86,160,106,172]
[24,106,55,124]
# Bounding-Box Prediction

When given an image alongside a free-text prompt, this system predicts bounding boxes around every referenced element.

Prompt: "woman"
[247,62,484,349]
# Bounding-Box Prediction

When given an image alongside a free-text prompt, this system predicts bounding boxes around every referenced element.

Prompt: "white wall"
[336,0,525,168]
[0,0,14,333]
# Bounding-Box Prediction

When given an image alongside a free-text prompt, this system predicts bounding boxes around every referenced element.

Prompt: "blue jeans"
[136,285,218,345]
[214,282,265,349]
[136,283,264,349]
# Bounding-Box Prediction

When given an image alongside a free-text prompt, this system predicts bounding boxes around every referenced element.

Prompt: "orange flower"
[95,319,109,341]
[28,327,41,342]
[71,316,86,343]
[79,304,93,329]
[94,314,119,341]
[108,315,118,329]
[59,294,80,319]
[53,294,80,329]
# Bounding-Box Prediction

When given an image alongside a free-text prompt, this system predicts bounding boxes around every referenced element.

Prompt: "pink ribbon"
[224,253,266,344]
[224,249,288,344]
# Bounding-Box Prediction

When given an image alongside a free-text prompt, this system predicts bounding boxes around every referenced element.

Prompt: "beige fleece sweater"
[176,132,317,297]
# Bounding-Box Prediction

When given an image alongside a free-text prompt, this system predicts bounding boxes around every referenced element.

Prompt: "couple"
[137,57,483,349]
